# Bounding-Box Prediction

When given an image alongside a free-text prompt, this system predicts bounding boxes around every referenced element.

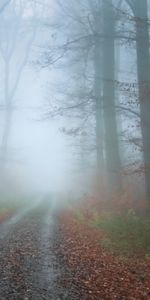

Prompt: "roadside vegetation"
[72,194,150,259]
[91,211,150,258]
[0,189,37,223]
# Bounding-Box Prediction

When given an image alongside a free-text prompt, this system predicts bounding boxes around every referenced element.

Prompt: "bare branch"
[10,28,37,100]
[125,0,136,14]
[0,0,11,14]
[115,105,140,118]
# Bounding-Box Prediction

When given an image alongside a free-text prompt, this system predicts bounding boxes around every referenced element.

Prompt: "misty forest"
[0,0,150,299]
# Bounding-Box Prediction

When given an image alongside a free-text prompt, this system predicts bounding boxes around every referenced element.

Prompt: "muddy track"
[0,203,80,300]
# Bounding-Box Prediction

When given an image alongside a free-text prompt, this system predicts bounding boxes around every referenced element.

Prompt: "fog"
[0,0,149,212]
[0,2,150,298]
[0,0,77,202]
[11,68,71,193]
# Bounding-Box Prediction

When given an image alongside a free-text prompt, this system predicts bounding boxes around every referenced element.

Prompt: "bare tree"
[125,0,150,203]
[0,0,11,14]
[0,0,37,170]
[100,0,122,196]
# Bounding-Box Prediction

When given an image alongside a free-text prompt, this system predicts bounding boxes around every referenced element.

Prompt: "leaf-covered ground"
[0,209,15,223]
[0,202,150,299]
[0,203,81,299]
[57,212,150,300]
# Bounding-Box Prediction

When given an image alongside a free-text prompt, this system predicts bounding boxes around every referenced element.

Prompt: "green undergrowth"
[0,200,18,213]
[75,208,150,258]
[0,193,37,213]
[91,210,150,257]
[74,209,86,223]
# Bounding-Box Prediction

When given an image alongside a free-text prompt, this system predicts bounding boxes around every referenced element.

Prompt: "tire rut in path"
[0,205,45,299]
[0,199,42,241]
[31,210,62,299]
[0,204,80,300]
[0,204,40,299]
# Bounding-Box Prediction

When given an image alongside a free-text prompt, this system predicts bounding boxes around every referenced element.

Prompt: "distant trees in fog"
[0,0,38,169]
[0,0,150,208]
[43,0,150,206]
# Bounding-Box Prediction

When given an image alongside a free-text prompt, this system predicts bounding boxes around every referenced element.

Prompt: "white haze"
[0,0,80,200]
[0,0,144,204]
[8,67,74,194]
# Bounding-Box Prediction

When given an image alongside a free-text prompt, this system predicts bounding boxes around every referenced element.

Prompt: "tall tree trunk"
[1,110,12,168]
[134,0,150,204]
[1,60,12,171]
[102,0,122,195]
[93,12,104,184]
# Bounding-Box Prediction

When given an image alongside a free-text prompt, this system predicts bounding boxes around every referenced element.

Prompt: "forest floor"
[0,201,150,299]
[0,207,16,223]
[57,210,150,300]
[0,201,80,300]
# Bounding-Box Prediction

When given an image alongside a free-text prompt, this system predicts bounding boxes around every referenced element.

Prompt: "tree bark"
[1,109,12,168]
[1,59,12,170]
[134,0,150,203]
[93,11,104,183]
[102,0,122,195]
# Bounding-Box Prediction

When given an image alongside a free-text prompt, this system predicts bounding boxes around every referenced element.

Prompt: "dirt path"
[0,199,43,241]
[0,203,79,300]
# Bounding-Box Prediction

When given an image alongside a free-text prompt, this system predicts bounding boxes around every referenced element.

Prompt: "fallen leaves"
[57,212,150,300]
[0,209,15,223]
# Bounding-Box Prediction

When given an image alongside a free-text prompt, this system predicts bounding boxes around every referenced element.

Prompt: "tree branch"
[10,28,37,100]
[125,0,136,14]
[115,105,140,118]
[0,0,11,14]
